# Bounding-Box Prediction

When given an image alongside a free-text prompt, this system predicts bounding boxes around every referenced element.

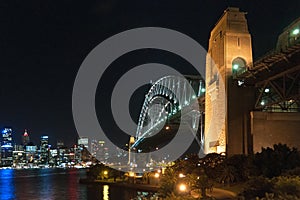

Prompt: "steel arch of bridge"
[134,75,205,148]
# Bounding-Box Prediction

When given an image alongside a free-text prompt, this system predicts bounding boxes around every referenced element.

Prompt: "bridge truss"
[236,41,300,112]
[132,75,205,152]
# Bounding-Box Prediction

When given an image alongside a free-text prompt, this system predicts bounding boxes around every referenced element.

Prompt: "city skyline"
[1,1,300,147]
[0,127,105,149]
[0,3,299,199]
[0,126,114,168]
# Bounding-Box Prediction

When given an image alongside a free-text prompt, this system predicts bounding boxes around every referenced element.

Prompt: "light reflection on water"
[0,169,16,200]
[0,168,155,200]
[103,185,109,200]
[0,168,94,200]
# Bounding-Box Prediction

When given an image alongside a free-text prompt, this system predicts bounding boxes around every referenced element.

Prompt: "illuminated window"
[232,57,246,74]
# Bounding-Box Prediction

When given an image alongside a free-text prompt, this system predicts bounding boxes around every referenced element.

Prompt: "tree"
[224,154,257,181]
[219,164,238,185]
[158,167,177,198]
[254,144,300,178]
[172,154,201,175]
[187,169,211,199]
[200,153,225,181]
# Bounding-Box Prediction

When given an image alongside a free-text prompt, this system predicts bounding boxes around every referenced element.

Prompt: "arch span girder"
[135,75,205,142]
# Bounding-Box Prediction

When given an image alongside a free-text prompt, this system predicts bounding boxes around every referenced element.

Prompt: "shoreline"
[79,178,159,192]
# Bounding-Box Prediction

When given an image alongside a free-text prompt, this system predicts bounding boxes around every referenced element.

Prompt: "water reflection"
[2,168,86,200]
[103,185,109,200]
[0,169,156,200]
[39,169,54,199]
[0,169,15,200]
[68,169,79,200]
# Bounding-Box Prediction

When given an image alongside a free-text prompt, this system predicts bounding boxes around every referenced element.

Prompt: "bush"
[258,192,300,200]
[239,176,273,199]
[240,176,300,199]
[282,167,300,177]
[254,144,300,178]
[273,176,300,197]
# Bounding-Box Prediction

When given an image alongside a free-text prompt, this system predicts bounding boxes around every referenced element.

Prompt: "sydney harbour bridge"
[132,75,205,154]
[129,8,300,167]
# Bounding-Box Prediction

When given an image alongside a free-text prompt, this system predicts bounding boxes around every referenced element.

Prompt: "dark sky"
[0,0,299,147]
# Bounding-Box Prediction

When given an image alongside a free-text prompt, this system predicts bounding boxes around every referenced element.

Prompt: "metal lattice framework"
[133,75,205,148]
[236,40,300,111]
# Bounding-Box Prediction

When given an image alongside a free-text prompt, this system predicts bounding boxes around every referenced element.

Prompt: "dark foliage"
[254,144,300,178]
[240,176,274,199]
[200,153,225,180]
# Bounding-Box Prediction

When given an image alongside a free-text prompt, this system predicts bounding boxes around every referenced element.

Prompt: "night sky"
[0,0,299,147]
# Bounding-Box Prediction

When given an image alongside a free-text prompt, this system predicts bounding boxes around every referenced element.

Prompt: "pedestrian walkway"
[207,187,236,199]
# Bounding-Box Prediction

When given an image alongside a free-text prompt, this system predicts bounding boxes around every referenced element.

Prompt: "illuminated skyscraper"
[22,129,30,146]
[78,137,89,151]
[57,140,64,148]
[40,135,49,165]
[91,139,98,157]
[1,127,13,166]
[78,137,91,161]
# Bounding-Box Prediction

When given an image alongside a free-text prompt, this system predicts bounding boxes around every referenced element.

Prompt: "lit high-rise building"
[78,137,92,161]
[40,135,49,165]
[78,137,89,151]
[1,127,13,166]
[22,129,30,146]
[25,145,37,165]
[91,140,109,162]
[91,139,98,157]
[57,140,64,148]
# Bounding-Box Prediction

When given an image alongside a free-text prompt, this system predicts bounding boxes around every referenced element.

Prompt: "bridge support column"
[205,7,255,156]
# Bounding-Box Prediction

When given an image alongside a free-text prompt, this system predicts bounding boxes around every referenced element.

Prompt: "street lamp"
[178,183,188,193]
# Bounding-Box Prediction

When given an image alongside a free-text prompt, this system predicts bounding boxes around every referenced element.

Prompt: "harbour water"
[0,168,153,200]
